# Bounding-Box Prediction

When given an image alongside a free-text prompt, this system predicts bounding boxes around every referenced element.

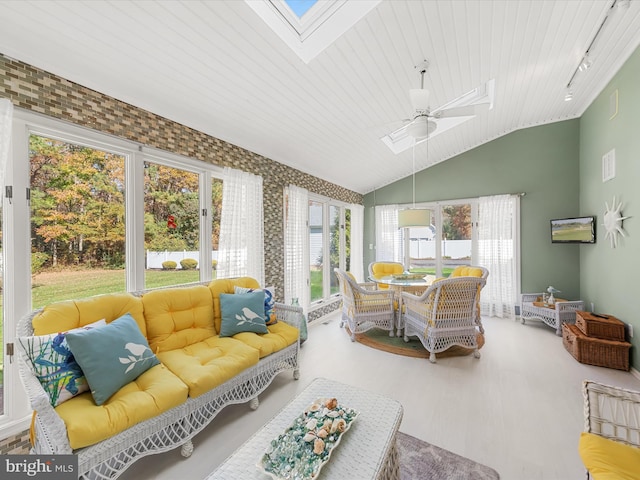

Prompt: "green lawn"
[30,269,202,309]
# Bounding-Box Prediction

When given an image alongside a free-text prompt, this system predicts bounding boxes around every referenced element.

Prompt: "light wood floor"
[120,312,640,480]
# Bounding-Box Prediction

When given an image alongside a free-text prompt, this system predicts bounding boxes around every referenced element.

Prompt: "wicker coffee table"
[520,293,584,336]
[206,377,403,480]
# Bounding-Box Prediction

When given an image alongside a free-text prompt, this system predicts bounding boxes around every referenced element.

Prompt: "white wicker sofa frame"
[16,284,302,480]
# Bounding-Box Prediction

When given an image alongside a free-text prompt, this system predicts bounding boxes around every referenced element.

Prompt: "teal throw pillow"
[65,313,160,406]
[17,319,106,407]
[234,286,277,325]
[220,291,269,337]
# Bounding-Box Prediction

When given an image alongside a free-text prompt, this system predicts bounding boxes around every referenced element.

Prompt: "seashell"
[303,432,316,442]
[325,398,338,410]
[316,428,329,438]
[313,438,325,455]
[323,419,333,429]
[321,407,329,417]
[305,418,318,430]
[330,418,346,433]
[326,410,339,418]
[307,402,321,412]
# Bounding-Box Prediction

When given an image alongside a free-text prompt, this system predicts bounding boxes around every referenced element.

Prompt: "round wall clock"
[603,196,630,248]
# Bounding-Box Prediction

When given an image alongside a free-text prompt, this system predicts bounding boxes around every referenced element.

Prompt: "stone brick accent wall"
[0,53,359,451]
[0,431,30,454]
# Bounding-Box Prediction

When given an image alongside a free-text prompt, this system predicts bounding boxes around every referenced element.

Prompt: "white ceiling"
[1,0,640,194]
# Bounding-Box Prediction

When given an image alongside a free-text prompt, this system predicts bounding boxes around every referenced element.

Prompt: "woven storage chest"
[562,323,631,371]
[575,311,625,341]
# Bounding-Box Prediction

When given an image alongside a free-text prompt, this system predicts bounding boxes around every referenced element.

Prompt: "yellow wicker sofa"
[16,277,302,480]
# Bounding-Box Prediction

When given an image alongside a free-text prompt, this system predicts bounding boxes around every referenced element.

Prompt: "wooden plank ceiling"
[1,0,639,194]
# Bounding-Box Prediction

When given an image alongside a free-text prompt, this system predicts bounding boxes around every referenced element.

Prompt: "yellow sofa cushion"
[32,293,145,337]
[579,432,640,480]
[55,364,188,450]
[450,266,484,278]
[233,322,299,358]
[209,277,260,333]
[156,335,259,397]
[142,285,215,353]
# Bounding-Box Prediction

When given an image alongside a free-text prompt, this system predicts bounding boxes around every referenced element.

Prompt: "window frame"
[1,109,222,435]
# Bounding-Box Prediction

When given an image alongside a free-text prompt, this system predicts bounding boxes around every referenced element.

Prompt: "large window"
[2,110,223,434]
[30,135,127,306]
[143,161,200,289]
[405,203,473,277]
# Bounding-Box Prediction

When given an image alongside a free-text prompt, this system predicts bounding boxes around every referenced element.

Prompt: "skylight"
[246,0,380,63]
[285,0,318,18]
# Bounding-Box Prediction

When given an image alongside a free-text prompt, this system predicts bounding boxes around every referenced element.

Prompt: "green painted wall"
[579,45,640,369]
[364,119,582,299]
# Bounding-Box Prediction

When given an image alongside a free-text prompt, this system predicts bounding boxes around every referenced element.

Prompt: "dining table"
[369,274,433,336]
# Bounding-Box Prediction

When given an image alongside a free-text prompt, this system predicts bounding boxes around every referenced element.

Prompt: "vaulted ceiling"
[1,0,640,194]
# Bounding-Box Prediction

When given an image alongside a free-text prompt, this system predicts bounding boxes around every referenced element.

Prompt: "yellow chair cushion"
[156,336,259,397]
[142,285,215,353]
[233,322,299,358]
[371,263,403,290]
[578,432,640,480]
[32,293,145,337]
[55,364,188,450]
[450,266,484,278]
[209,277,261,333]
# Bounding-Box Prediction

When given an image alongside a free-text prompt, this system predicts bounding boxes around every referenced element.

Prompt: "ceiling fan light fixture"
[406,117,437,139]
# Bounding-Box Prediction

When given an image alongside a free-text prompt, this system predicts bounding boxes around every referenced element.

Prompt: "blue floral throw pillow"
[234,286,277,325]
[18,319,106,407]
[220,291,269,337]
[65,313,160,406]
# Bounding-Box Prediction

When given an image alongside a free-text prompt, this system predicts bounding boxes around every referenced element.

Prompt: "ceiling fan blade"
[409,88,430,111]
[433,105,480,118]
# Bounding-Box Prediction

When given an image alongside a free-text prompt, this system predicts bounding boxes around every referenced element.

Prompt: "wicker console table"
[206,377,403,480]
[520,293,584,336]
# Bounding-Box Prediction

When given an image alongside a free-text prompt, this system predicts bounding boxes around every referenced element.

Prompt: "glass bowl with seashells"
[257,397,359,479]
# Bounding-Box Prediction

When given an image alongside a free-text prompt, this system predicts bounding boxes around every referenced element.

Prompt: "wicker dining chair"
[401,275,487,363]
[449,265,489,333]
[334,268,396,341]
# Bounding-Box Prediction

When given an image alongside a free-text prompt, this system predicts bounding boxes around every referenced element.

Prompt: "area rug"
[346,327,484,359]
[398,431,500,479]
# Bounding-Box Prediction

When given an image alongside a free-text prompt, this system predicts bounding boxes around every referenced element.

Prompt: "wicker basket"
[575,311,625,341]
[562,323,631,371]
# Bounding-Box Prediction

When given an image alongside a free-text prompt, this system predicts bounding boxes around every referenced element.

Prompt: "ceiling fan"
[381,60,495,155]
